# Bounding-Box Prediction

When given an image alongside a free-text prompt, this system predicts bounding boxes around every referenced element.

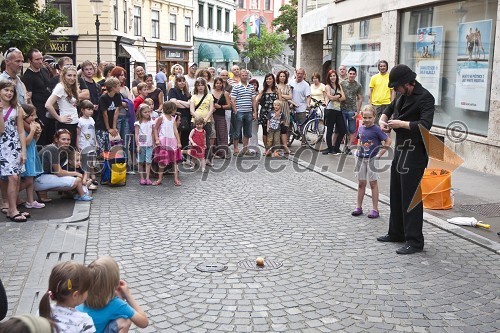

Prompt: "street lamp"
[90,0,103,65]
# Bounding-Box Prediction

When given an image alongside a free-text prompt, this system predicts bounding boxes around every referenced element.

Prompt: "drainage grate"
[195,262,228,273]
[458,202,500,217]
[237,259,283,271]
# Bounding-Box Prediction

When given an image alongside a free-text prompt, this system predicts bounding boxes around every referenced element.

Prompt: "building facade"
[46,0,194,84]
[298,0,500,175]
[193,0,239,69]
[235,0,276,50]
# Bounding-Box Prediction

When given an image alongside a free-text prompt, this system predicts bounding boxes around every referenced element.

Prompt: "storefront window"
[400,0,497,135]
[336,16,382,103]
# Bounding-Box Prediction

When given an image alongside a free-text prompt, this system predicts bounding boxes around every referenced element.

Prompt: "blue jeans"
[233,112,253,139]
[342,110,356,134]
[116,115,132,158]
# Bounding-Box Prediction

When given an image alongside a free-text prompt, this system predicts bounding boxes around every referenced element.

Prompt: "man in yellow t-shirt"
[369,60,395,121]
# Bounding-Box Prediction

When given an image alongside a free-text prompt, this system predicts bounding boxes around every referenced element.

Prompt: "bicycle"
[288,98,326,151]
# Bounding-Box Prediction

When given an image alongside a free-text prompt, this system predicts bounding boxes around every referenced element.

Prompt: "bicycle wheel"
[304,118,326,151]
[287,123,299,146]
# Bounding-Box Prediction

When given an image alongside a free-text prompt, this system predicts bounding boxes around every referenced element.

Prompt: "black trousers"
[388,150,425,249]
[324,109,345,152]
[36,108,56,147]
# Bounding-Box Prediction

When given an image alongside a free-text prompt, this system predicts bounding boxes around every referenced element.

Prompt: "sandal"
[8,213,27,223]
[174,180,182,186]
[1,208,7,215]
[152,180,162,186]
[368,210,380,219]
[88,184,98,191]
[20,211,31,218]
[233,151,240,156]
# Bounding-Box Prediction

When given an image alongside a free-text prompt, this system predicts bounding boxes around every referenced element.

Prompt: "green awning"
[198,43,224,62]
[219,45,240,62]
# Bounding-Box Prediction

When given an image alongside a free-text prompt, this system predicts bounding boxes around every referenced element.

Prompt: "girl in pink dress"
[153,101,182,186]
[188,117,207,172]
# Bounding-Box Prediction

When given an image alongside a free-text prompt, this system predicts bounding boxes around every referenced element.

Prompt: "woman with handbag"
[276,70,294,155]
[168,75,191,150]
[212,77,231,159]
[190,78,214,164]
[323,69,346,155]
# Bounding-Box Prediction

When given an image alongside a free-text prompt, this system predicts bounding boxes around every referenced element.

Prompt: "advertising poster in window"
[415,26,443,105]
[455,20,492,112]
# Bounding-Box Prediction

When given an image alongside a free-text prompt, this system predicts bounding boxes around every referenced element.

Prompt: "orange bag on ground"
[421,168,453,210]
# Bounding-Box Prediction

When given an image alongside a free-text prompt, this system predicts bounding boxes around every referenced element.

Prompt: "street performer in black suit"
[377,64,435,255]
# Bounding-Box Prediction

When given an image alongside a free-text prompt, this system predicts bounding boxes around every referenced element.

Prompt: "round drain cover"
[195,262,228,273]
[237,259,283,270]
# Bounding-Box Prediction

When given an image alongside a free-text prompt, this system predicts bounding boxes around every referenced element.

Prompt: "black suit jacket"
[384,81,434,145]
[383,81,435,168]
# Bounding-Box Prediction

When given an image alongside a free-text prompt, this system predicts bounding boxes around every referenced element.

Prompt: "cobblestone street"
[84,157,499,332]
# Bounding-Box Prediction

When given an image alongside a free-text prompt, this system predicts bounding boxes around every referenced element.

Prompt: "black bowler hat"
[388,64,417,88]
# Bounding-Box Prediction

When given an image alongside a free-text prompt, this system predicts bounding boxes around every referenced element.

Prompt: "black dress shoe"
[396,245,423,255]
[377,234,405,242]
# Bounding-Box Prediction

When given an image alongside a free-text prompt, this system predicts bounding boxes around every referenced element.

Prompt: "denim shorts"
[137,146,153,163]
[233,111,253,139]
[342,110,356,134]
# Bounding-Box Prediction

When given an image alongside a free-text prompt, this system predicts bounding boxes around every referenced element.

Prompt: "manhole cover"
[459,202,500,217]
[195,262,227,273]
[237,259,283,270]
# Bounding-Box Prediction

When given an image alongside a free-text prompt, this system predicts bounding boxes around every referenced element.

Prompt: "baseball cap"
[188,62,197,68]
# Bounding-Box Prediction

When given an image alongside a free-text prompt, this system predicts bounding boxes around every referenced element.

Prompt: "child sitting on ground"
[39,261,95,332]
[67,150,95,193]
[77,256,148,333]
[351,105,392,219]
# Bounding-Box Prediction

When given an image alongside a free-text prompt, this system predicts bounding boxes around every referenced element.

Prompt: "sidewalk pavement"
[287,142,500,250]
[0,191,90,319]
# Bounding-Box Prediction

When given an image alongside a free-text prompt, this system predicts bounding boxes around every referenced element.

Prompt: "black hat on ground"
[388,64,417,88]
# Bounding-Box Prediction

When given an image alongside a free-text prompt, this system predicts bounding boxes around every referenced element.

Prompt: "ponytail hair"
[39,262,91,321]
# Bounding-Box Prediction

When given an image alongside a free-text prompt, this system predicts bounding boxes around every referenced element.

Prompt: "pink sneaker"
[24,201,45,209]
[145,179,153,185]
[140,179,147,185]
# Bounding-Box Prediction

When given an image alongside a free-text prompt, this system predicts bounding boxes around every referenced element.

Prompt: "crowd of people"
[0,47,321,224]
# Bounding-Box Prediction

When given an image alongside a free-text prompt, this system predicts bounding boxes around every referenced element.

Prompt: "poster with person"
[455,19,492,112]
[415,26,443,105]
